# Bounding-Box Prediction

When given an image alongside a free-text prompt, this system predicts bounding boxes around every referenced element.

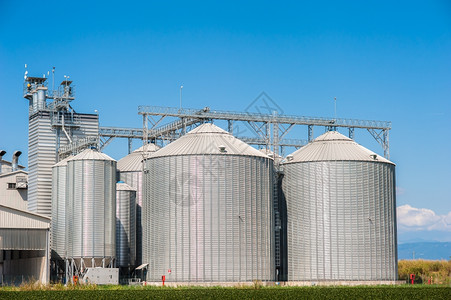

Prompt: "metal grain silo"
[117,143,159,267]
[281,131,397,281]
[116,182,137,268]
[66,148,117,269]
[51,155,72,259]
[143,123,275,282]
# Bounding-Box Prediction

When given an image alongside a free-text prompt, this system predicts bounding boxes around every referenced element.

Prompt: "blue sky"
[1,1,450,242]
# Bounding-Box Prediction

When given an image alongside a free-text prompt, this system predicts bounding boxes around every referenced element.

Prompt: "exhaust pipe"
[12,151,22,172]
[0,150,6,174]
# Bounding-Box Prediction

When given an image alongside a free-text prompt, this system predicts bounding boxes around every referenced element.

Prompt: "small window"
[7,183,16,189]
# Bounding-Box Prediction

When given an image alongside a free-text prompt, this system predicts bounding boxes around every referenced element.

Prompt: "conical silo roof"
[150,123,269,158]
[284,131,394,164]
[53,155,73,167]
[117,143,159,172]
[68,148,116,162]
[116,181,136,191]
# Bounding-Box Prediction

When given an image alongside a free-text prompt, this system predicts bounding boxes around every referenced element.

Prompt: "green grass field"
[1,285,450,300]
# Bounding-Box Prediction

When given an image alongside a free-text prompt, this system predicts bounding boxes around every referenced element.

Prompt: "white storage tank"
[51,155,72,259]
[143,123,275,282]
[281,131,397,281]
[66,148,117,269]
[116,181,137,268]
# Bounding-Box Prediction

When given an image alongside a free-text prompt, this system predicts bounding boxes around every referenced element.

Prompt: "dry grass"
[398,259,451,285]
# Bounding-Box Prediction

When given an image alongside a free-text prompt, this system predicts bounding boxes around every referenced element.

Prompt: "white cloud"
[397,205,451,232]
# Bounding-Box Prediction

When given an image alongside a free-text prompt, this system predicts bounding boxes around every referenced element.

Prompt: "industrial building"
[2,70,398,285]
[0,152,50,285]
[24,76,98,217]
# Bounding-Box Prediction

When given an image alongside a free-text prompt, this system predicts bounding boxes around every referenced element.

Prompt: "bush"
[0,286,450,300]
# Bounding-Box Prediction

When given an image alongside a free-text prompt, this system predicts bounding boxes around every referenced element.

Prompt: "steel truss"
[137,105,391,159]
[58,105,391,161]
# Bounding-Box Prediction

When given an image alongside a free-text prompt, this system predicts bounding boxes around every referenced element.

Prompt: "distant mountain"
[398,242,451,260]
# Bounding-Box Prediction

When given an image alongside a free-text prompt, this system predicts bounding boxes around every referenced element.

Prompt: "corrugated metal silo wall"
[119,171,143,266]
[66,159,116,261]
[51,164,66,259]
[282,161,397,281]
[143,155,275,282]
[28,112,98,217]
[116,189,136,267]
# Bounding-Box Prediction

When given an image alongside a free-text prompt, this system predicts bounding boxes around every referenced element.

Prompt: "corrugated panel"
[151,123,270,158]
[51,156,72,258]
[66,158,116,265]
[0,228,47,250]
[285,131,394,164]
[119,171,144,266]
[0,205,50,229]
[27,112,56,217]
[143,154,275,282]
[282,161,397,281]
[27,111,99,217]
[116,184,136,267]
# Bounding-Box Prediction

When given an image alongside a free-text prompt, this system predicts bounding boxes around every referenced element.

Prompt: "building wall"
[0,171,28,210]
[27,111,98,216]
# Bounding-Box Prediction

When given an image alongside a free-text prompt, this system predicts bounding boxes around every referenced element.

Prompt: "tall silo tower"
[281,131,397,281]
[65,148,116,278]
[23,75,98,217]
[51,155,73,260]
[143,123,275,282]
[116,181,137,271]
[117,143,159,267]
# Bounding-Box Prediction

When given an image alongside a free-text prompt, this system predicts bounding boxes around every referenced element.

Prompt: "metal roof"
[0,204,50,229]
[283,131,394,165]
[0,169,27,179]
[117,143,159,172]
[150,123,270,158]
[53,155,73,167]
[116,182,136,191]
[68,148,116,162]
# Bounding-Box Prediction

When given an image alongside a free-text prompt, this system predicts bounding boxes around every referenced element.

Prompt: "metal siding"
[28,112,99,217]
[51,163,67,258]
[283,161,397,281]
[119,171,144,266]
[0,229,47,250]
[116,187,136,267]
[143,154,274,282]
[66,158,116,266]
[0,206,50,229]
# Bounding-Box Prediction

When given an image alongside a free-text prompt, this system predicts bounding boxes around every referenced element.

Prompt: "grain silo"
[281,131,397,281]
[66,148,117,270]
[116,182,137,269]
[143,123,275,282]
[51,155,72,260]
[117,143,159,267]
